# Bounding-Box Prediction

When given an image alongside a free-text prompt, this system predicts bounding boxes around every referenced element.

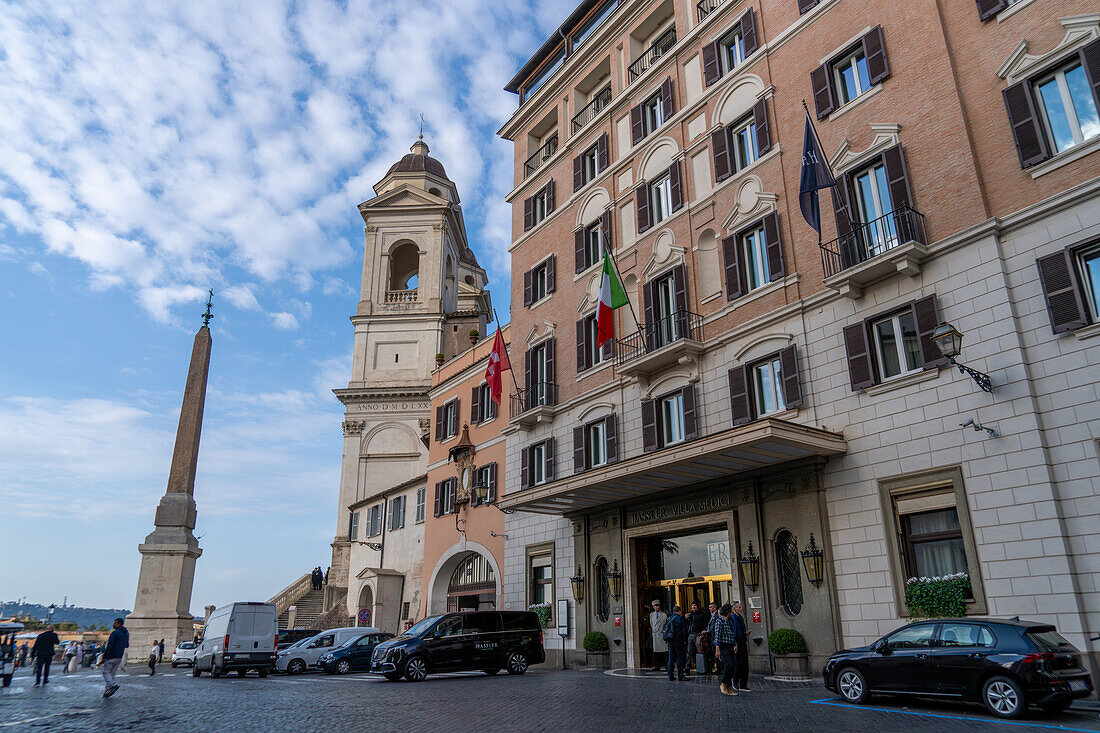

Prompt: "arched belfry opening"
[389,242,420,292]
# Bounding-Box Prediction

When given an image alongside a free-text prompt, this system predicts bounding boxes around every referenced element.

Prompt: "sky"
[0,0,574,613]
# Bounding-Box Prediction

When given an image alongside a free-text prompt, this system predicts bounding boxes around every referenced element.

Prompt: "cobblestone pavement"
[1,664,1098,732]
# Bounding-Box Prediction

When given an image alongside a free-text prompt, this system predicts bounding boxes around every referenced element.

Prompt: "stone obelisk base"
[126,522,202,661]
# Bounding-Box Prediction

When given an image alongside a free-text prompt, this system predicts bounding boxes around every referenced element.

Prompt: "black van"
[370,611,545,682]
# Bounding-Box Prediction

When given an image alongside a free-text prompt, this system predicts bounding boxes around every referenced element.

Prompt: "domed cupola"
[386,137,449,180]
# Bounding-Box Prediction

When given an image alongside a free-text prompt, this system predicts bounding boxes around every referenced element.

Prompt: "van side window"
[435,616,463,637]
[317,635,334,647]
[463,613,502,633]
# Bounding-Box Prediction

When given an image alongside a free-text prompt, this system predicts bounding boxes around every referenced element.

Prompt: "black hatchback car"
[824,618,1093,719]
[317,631,395,675]
[370,611,545,682]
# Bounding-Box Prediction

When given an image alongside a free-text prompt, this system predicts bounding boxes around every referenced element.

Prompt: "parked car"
[0,622,23,688]
[277,628,321,652]
[275,627,377,674]
[317,632,395,675]
[193,602,279,678]
[370,611,545,682]
[824,618,1094,719]
[171,641,198,667]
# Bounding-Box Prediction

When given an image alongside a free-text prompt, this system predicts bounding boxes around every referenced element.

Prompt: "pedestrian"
[712,604,739,697]
[731,601,750,692]
[685,601,709,674]
[158,639,165,664]
[31,625,60,686]
[324,566,330,586]
[71,641,83,672]
[703,601,721,674]
[17,642,28,669]
[648,600,668,672]
[102,618,128,698]
[664,605,689,681]
[147,642,158,675]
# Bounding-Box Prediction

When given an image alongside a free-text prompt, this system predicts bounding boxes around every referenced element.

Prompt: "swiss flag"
[484,326,511,404]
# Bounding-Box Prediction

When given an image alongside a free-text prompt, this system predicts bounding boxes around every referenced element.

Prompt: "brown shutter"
[573,426,586,473]
[573,153,584,192]
[843,323,876,391]
[523,268,533,307]
[741,8,758,57]
[434,482,443,517]
[728,365,752,426]
[471,385,481,424]
[832,179,859,269]
[712,127,732,183]
[669,160,683,213]
[605,413,618,464]
[597,133,609,171]
[488,463,497,503]
[862,26,890,85]
[881,145,913,210]
[681,385,698,441]
[1080,40,1100,119]
[576,318,589,372]
[780,345,803,409]
[798,0,820,13]
[1003,81,1049,168]
[810,65,834,119]
[545,338,556,404]
[636,183,652,233]
[545,179,555,214]
[1037,250,1089,333]
[600,210,613,250]
[702,41,722,87]
[753,98,771,156]
[544,437,556,481]
[449,478,458,514]
[524,346,533,394]
[523,196,534,231]
[976,0,1008,20]
[450,399,460,436]
[763,212,784,281]
[641,399,658,452]
[672,264,688,317]
[722,234,743,300]
[575,227,586,273]
[630,103,645,145]
[912,296,948,370]
[660,77,675,121]
[521,447,530,489]
[435,404,444,441]
[546,254,556,294]
[643,279,657,350]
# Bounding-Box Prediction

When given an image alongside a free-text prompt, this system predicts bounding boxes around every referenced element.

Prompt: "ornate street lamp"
[931,322,993,393]
[607,560,623,601]
[738,543,760,592]
[570,566,585,602]
[47,603,56,625]
[801,534,825,588]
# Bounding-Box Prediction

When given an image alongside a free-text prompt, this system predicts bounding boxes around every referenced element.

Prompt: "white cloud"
[222,284,262,312]
[271,311,300,330]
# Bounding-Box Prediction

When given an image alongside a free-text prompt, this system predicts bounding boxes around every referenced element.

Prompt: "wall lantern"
[738,543,760,592]
[471,481,490,506]
[570,566,585,602]
[801,533,825,588]
[931,322,993,393]
[607,560,623,601]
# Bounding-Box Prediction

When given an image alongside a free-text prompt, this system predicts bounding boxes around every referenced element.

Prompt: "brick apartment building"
[496,0,1100,675]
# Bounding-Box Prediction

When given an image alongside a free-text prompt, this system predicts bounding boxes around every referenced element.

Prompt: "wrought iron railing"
[571,86,613,133]
[627,26,677,82]
[523,135,559,178]
[819,205,927,279]
[696,0,728,22]
[615,310,703,366]
[384,289,418,304]
[510,381,559,418]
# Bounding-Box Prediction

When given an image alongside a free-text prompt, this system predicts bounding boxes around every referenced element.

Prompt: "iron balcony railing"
[571,86,613,133]
[615,310,703,366]
[696,0,728,22]
[510,381,558,418]
[627,26,677,82]
[523,135,559,178]
[819,205,927,279]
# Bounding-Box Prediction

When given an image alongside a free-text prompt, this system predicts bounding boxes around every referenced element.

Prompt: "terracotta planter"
[772,652,810,680]
[584,651,610,669]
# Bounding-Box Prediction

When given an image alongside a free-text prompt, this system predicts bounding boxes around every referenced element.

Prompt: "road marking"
[809,698,1099,732]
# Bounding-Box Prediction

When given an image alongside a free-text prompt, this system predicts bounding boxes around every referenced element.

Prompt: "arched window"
[389,242,420,291]
[594,556,611,623]
[775,530,803,616]
[448,552,495,595]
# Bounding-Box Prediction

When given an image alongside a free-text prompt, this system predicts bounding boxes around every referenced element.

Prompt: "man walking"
[712,604,739,697]
[703,601,721,674]
[665,605,689,681]
[648,600,668,672]
[102,618,128,698]
[148,641,158,675]
[31,625,60,686]
[731,601,750,691]
[685,601,708,674]
[157,639,165,664]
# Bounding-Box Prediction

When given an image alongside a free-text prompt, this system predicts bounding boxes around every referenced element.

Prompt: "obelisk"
[127,291,214,657]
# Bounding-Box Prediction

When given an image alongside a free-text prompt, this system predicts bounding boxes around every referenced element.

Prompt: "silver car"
[275,628,378,674]
[171,641,198,667]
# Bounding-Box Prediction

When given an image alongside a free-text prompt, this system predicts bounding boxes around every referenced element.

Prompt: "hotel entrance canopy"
[498,418,846,515]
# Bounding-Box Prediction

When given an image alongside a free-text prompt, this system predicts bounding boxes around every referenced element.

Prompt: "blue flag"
[799,113,835,239]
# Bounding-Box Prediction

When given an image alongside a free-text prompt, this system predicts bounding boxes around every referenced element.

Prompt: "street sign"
[357,608,371,624]
[752,611,761,623]
[556,599,569,638]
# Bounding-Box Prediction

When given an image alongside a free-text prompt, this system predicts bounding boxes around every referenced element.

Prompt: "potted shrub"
[582,631,610,668]
[905,572,969,618]
[529,602,552,629]
[435,352,445,367]
[469,328,480,346]
[768,628,809,680]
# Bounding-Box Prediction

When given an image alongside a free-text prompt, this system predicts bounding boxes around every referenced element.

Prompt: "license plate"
[1068,679,1087,692]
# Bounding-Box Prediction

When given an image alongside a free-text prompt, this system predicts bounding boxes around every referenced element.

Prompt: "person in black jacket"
[101,618,128,698]
[685,602,709,674]
[31,626,60,686]
[665,606,689,681]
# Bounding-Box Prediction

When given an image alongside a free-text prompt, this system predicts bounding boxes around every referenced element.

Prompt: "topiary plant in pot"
[582,631,611,668]
[768,628,810,680]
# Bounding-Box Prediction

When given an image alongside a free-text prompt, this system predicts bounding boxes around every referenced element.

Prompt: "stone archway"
[426,542,501,616]
[357,584,374,627]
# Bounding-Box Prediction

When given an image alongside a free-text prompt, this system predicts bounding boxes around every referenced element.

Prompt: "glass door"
[853,163,897,257]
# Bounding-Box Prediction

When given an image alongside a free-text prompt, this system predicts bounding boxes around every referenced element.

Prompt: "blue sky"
[0,0,573,612]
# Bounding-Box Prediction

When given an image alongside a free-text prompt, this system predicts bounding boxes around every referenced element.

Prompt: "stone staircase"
[270,572,327,630]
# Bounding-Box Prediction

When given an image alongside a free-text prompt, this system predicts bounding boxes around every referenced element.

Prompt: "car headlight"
[320,653,333,662]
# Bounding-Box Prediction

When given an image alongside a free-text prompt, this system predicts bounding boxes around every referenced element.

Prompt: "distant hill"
[1,601,132,630]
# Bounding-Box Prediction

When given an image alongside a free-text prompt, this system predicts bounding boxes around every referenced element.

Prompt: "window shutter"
[660,77,675,121]
[741,8,758,57]
[545,338,556,404]
[524,346,533,393]
[798,0,820,13]
[545,179,555,215]
[450,399,460,436]
[523,269,534,307]
[862,26,890,85]
[576,318,589,372]
[605,413,618,464]
[672,264,689,318]
[597,133,609,171]
[832,180,860,269]
[728,365,752,426]
[435,404,444,441]
[636,183,652,233]
[669,160,684,213]
[523,196,534,231]
[641,399,658,452]
[763,212,784,282]
[643,278,657,350]
[976,0,1008,20]
[544,437,556,482]
[600,210,613,250]
[681,385,698,441]
[881,145,913,210]
[434,482,443,517]
[630,103,645,145]
[471,385,481,424]
[573,426,586,473]
[1036,250,1089,333]
[912,296,948,370]
[575,228,586,273]
[1080,40,1100,119]
[1003,81,1049,168]
[722,234,743,300]
[711,127,733,183]
[521,446,531,489]
[810,65,834,119]
[842,323,876,391]
[752,98,772,156]
[546,254,556,294]
[488,463,497,503]
[702,41,722,87]
[449,478,458,514]
[780,345,803,409]
[573,153,584,192]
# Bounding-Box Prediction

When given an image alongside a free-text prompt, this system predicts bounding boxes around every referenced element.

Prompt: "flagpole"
[597,220,643,335]
[491,307,521,397]
[801,99,856,239]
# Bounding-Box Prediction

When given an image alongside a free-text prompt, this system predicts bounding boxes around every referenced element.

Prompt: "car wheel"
[482,668,501,676]
[287,659,306,675]
[171,661,177,668]
[837,667,870,704]
[210,666,222,678]
[336,660,351,675]
[403,656,428,682]
[383,672,402,682]
[983,676,1027,719]
[192,666,201,678]
[506,650,528,675]
[258,668,268,678]
[2,675,11,688]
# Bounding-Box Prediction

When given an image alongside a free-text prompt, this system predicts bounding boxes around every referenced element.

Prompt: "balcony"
[384,289,418,304]
[615,310,704,378]
[819,205,930,299]
[627,26,677,83]
[696,0,729,22]
[571,86,613,133]
[509,381,559,428]
[523,135,559,178]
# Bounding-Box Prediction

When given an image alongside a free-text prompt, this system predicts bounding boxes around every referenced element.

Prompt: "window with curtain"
[775,530,803,616]
[901,506,969,579]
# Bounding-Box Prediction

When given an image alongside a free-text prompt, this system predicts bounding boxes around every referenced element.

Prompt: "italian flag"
[596,249,629,348]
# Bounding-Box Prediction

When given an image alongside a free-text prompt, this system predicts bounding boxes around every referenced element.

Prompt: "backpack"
[661,615,675,642]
